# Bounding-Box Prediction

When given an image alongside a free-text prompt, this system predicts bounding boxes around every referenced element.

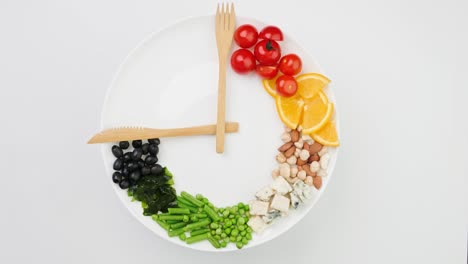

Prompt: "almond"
[302,164,317,177]
[296,158,307,166]
[309,142,323,154]
[308,153,320,163]
[291,130,300,142]
[313,176,322,189]
[278,142,294,152]
[284,146,296,158]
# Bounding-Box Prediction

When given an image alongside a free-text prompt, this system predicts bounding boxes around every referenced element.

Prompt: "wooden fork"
[215,3,236,153]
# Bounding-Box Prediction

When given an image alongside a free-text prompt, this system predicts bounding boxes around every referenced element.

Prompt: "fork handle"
[216,56,228,153]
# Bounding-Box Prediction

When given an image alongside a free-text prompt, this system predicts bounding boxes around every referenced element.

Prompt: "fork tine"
[229,3,235,30]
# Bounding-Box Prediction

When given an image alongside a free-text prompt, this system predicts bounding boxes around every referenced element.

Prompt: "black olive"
[132,140,142,148]
[148,144,159,156]
[127,162,139,172]
[141,143,149,155]
[111,145,123,158]
[123,152,132,162]
[121,167,130,176]
[119,141,130,149]
[113,158,124,170]
[141,166,151,176]
[137,159,145,168]
[132,148,143,161]
[145,155,158,165]
[150,164,163,175]
[112,172,123,183]
[119,180,130,189]
[129,170,141,182]
[148,138,160,145]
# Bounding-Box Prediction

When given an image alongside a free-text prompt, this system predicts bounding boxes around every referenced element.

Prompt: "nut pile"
[273,126,330,190]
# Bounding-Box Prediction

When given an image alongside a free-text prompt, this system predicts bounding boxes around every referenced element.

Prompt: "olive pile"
[111,138,162,189]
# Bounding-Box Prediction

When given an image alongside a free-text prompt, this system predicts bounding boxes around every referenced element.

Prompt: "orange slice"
[296,73,331,99]
[311,120,340,146]
[262,76,280,97]
[275,93,304,129]
[301,91,333,134]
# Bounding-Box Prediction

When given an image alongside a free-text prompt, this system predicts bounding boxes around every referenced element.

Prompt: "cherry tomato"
[254,39,281,66]
[278,54,302,76]
[234,24,258,48]
[259,26,284,41]
[230,49,256,74]
[276,75,298,97]
[256,65,279,79]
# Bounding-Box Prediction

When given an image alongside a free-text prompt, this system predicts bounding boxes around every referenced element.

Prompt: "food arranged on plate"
[90,4,339,250]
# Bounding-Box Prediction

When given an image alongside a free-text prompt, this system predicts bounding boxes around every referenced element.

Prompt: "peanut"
[302,164,317,177]
[276,152,286,163]
[279,163,291,178]
[299,149,310,161]
[290,166,298,177]
[297,170,307,180]
[280,132,291,143]
[287,155,297,165]
[303,142,310,152]
[305,176,314,186]
[310,161,320,172]
[297,158,307,166]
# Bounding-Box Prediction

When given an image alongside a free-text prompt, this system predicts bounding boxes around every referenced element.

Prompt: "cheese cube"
[248,216,268,233]
[255,186,275,201]
[249,200,269,216]
[270,194,290,213]
[270,176,292,195]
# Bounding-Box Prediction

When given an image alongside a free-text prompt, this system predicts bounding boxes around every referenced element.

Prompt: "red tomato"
[234,24,258,48]
[254,39,281,66]
[259,26,284,41]
[278,54,302,76]
[230,49,256,74]
[256,65,279,79]
[276,75,298,97]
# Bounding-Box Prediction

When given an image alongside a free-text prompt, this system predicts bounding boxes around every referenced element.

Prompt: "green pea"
[210,223,219,229]
[221,233,227,238]
[225,228,231,235]
[211,230,216,235]
[225,220,232,227]
[231,229,239,237]
[246,233,252,240]
[240,231,246,236]
[236,236,242,242]
[238,225,245,231]
[214,235,221,240]
[216,228,222,235]
[246,227,252,233]
[242,237,248,245]
[230,236,236,242]
[236,242,243,249]
[238,217,246,225]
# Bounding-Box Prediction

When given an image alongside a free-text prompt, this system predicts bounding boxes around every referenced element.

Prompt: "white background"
[0,0,467,263]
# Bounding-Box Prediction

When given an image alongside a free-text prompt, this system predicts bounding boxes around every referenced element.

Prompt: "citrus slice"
[262,76,279,97]
[296,73,331,99]
[301,91,333,134]
[311,120,340,146]
[275,93,304,129]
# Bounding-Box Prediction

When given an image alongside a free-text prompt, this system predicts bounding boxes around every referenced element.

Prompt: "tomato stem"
[266,40,275,51]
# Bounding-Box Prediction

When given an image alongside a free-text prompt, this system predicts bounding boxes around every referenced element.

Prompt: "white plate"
[101,15,339,251]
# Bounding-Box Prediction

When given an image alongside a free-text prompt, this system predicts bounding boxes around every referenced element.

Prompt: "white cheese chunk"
[262,210,282,224]
[290,191,301,209]
[255,186,275,202]
[270,194,290,213]
[270,176,292,195]
[248,216,268,233]
[249,200,269,216]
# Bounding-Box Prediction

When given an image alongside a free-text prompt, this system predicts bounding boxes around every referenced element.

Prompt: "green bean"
[171,222,188,229]
[166,220,179,224]
[184,219,211,231]
[168,228,186,237]
[177,202,199,213]
[208,237,221,248]
[190,228,210,236]
[158,215,187,222]
[186,232,210,244]
[155,219,170,231]
[195,194,205,201]
[177,196,196,207]
[181,192,205,207]
[191,213,208,218]
[190,216,199,222]
[204,205,220,222]
[179,233,187,241]
[168,208,190,215]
